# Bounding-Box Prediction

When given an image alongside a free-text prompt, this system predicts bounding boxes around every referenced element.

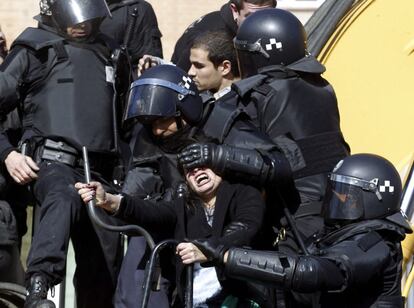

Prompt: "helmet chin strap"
[175,116,183,130]
[174,110,184,130]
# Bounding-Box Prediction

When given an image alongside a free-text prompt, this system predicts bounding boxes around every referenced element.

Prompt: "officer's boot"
[24,274,56,308]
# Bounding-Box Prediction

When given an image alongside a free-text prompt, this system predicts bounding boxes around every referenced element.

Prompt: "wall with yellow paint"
[319,0,414,174]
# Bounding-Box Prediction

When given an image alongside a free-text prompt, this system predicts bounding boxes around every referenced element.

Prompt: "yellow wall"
[318,0,414,174]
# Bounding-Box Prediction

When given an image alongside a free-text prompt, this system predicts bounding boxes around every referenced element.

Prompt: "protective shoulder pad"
[202,98,246,143]
[11,27,64,51]
[232,74,267,97]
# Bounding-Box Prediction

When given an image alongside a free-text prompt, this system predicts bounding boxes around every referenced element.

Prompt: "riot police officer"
[100,0,163,67]
[179,8,350,255]
[125,64,294,198]
[0,0,128,307]
[199,154,410,307]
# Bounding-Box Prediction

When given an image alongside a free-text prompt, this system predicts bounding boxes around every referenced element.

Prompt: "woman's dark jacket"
[115,180,266,304]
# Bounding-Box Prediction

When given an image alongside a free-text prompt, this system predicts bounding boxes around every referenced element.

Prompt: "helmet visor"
[52,0,111,29]
[124,84,175,124]
[124,78,196,124]
[322,180,365,222]
[233,38,270,59]
[235,49,258,79]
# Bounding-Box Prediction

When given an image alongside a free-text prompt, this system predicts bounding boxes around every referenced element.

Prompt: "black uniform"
[101,0,163,66]
[0,22,125,308]
[170,2,237,71]
[225,219,406,308]
[228,56,350,251]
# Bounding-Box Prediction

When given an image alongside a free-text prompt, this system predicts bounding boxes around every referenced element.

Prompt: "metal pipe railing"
[82,147,193,308]
[82,146,155,249]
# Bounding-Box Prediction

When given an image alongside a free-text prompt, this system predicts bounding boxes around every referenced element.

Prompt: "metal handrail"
[82,147,155,249]
[141,239,193,308]
[82,147,193,308]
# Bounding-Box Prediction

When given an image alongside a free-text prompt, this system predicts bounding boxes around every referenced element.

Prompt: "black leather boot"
[24,274,56,308]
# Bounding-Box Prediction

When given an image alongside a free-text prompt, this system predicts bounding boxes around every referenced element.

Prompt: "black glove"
[192,238,227,267]
[179,143,291,187]
[177,143,225,173]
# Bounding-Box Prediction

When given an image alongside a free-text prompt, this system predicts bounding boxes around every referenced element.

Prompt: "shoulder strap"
[11,27,64,51]
[24,40,68,94]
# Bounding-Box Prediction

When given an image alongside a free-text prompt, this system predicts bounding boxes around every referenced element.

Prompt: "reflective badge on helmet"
[265,38,283,51]
[379,180,394,193]
[181,76,192,89]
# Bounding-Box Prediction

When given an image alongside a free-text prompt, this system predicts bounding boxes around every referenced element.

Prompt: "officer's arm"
[0,47,31,160]
[0,47,31,114]
[178,142,292,188]
[128,1,163,65]
[0,47,39,182]
[224,248,345,293]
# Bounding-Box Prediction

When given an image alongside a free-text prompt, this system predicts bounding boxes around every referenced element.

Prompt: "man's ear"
[220,60,232,76]
[230,3,239,21]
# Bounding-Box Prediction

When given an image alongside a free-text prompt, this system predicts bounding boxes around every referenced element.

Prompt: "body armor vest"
[13,27,116,153]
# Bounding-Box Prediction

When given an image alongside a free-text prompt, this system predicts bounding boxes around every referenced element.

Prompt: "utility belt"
[20,138,115,173]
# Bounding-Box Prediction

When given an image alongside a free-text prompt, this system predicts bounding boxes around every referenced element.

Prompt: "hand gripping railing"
[141,239,193,308]
[82,147,193,308]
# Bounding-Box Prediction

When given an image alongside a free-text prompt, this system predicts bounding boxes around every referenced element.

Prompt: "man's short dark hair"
[230,0,277,11]
[191,30,239,78]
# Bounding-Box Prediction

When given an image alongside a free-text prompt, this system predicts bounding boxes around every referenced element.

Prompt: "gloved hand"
[177,143,225,173]
[191,238,227,267]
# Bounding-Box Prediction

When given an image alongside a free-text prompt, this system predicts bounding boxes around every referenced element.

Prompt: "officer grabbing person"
[193,153,411,307]
[0,0,130,307]
[116,64,295,307]
[179,8,350,255]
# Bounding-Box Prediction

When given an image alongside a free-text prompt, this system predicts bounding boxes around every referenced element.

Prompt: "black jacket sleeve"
[0,47,33,162]
[101,1,163,66]
[216,184,265,248]
[129,1,163,62]
[114,194,177,233]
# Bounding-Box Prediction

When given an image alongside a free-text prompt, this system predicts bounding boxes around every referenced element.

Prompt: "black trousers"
[26,162,122,308]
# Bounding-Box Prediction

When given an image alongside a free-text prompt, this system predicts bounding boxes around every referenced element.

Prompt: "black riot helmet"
[322,154,409,227]
[234,8,307,78]
[40,0,111,31]
[124,65,203,126]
